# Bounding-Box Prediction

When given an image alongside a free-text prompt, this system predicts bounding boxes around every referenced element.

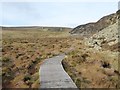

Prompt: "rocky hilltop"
[84,10,120,51]
[85,22,119,51]
[70,11,118,37]
[70,10,119,51]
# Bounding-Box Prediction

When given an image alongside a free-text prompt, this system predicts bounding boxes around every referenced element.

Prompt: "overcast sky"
[1,2,118,28]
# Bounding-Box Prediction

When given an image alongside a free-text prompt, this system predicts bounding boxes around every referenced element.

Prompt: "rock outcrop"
[70,11,119,37]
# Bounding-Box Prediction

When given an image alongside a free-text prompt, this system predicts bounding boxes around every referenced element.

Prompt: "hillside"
[84,10,120,51]
[70,11,118,37]
[85,22,119,51]
[63,22,119,87]
[62,10,119,88]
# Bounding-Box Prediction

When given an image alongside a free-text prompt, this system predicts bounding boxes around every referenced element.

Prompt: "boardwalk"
[40,54,78,88]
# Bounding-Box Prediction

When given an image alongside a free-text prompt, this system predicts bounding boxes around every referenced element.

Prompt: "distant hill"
[2,26,72,32]
[70,10,118,37]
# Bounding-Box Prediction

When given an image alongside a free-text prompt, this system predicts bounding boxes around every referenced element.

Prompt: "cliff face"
[70,11,118,37]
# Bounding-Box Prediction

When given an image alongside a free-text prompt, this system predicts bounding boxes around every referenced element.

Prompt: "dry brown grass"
[2,29,119,88]
[62,43,119,88]
[2,29,74,88]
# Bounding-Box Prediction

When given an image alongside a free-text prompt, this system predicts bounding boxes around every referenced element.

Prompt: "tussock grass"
[2,29,75,88]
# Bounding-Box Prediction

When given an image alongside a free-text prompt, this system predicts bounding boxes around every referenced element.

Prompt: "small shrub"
[35,57,41,62]
[81,53,89,62]
[16,53,24,58]
[32,60,37,64]
[101,61,111,68]
[2,57,10,62]
[2,68,15,83]
[24,75,31,82]
[76,78,81,88]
